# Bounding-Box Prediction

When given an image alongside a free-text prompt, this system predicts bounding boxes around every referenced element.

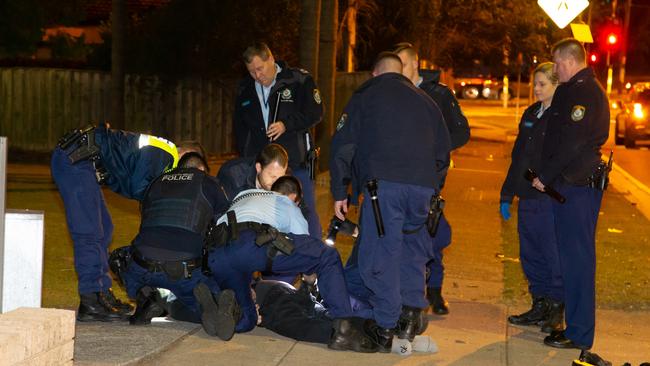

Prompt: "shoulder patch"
[298,68,309,74]
[571,105,586,122]
[313,89,322,104]
[336,113,348,131]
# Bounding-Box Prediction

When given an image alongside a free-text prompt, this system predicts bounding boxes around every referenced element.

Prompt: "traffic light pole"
[606,50,613,97]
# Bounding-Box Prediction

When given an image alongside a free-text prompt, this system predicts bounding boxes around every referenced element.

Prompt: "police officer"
[234,42,323,238]
[207,176,375,352]
[501,62,564,333]
[330,52,451,352]
[394,42,471,315]
[120,152,241,341]
[51,124,200,321]
[531,38,610,350]
[217,143,288,201]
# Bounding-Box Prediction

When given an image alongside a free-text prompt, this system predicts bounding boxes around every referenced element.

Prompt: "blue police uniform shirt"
[94,126,176,200]
[254,64,281,128]
[329,72,451,201]
[539,67,609,185]
[217,189,308,235]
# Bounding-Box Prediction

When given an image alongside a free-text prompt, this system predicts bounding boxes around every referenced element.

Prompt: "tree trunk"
[345,1,357,72]
[299,0,321,80]
[111,0,125,129]
[317,0,338,171]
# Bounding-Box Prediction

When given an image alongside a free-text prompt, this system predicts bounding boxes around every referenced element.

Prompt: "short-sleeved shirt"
[217,189,308,235]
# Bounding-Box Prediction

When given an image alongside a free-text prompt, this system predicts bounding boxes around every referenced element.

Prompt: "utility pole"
[619,0,632,94]
[606,0,618,97]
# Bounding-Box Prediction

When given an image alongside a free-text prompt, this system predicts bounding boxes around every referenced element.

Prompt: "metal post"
[606,51,613,97]
[0,137,7,310]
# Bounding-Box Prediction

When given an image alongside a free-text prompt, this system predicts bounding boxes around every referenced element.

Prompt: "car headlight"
[633,103,644,119]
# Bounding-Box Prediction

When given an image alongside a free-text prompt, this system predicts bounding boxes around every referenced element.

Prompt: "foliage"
[106,0,301,78]
[0,0,45,57]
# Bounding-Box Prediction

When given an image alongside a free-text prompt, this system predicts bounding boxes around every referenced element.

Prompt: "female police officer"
[500,62,564,333]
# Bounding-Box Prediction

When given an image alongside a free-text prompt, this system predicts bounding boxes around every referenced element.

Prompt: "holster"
[108,245,132,285]
[58,125,100,164]
[426,195,445,237]
[306,147,320,181]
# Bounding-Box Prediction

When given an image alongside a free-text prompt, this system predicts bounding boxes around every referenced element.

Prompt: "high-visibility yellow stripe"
[138,134,179,169]
[572,360,591,366]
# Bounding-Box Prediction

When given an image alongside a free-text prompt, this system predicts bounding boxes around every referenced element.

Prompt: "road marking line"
[453,168,503,175]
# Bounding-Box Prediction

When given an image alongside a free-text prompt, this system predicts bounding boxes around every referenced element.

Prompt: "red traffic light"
[607,33,618,45]
[590,53,598,63]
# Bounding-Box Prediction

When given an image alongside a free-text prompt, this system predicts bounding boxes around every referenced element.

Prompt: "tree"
[317,0,338,170]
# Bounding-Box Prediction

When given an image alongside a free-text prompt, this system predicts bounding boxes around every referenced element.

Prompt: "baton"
[524,169,566,204]
[366,179,385,237]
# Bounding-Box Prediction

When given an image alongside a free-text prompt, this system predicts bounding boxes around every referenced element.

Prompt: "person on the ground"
[330,52,451,352]
[394,42,471,315]
[500,62,564,333]
[207,176,375,352]
[51,123,202,322]
[119,152,240,341]
[531,38,610,351]
[234,42,323,238]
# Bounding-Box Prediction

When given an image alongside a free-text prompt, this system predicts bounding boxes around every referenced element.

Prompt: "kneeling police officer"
[116,152,241,341]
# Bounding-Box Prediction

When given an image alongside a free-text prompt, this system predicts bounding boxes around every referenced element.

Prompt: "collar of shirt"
[415,75,424,87]
[255,63,282,128]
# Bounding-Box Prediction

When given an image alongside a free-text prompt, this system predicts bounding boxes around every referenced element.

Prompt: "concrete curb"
[606,154,650,221]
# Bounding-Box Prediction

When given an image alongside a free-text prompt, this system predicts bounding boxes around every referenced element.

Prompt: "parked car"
[615,82,650,148]
[453,76,514,100]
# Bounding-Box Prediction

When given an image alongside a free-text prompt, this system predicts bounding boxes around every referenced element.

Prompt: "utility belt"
[586,160,611,191]
[57,125,109,184]
[131,250,202,281]
[206,214,295,271]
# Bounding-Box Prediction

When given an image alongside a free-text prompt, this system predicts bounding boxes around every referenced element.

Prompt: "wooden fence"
[0,67,370,157]
[0,67,237,154]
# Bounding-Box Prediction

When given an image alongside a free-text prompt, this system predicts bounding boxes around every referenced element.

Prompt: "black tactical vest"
[140,168,213,234]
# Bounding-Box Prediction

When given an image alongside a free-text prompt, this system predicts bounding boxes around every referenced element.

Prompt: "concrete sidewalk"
[73,281,650,365]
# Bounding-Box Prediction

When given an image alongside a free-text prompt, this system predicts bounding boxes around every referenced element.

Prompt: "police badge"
[281,88,292,100]
[336,113,348,131]
[571,105,585,121]
[313,89,322,104]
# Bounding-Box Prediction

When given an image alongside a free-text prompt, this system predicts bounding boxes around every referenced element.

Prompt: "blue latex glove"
[500,202,511,220]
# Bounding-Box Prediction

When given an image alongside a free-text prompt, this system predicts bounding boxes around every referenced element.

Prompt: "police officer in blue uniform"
[531,39,610,350]
[395,43,471,315]
[120,152,240,341]
[217,143,288,201]
[501,62,564,333]
[51,124,195,321]
[234,42,323,238]
[330,52,451,352]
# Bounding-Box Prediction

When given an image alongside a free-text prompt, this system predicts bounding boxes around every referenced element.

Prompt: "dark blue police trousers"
[122,260,221,323]
[293,168,322,239]
[426,214,452,289]
[345,180,435,329]
[518,197,563,301]
[51,148,114,295]
[552,182,603,349]
[208,230,353,333]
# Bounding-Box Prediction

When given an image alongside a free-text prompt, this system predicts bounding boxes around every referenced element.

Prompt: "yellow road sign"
[538,0,589,29]
[570,23,593,43]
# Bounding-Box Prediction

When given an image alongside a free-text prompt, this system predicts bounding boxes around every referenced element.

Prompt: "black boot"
[129,286,167,325]
[364,319,395,353]
[103,288,134,315]
[328,318,379,353]
[508,296,550,326]
[415,309,429,335]
[77,292,129,322]
[572,350,612,366]
[540,300,564,333]
[193,283,240,341]
[426,287,449,315]
[396,305,423,341]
